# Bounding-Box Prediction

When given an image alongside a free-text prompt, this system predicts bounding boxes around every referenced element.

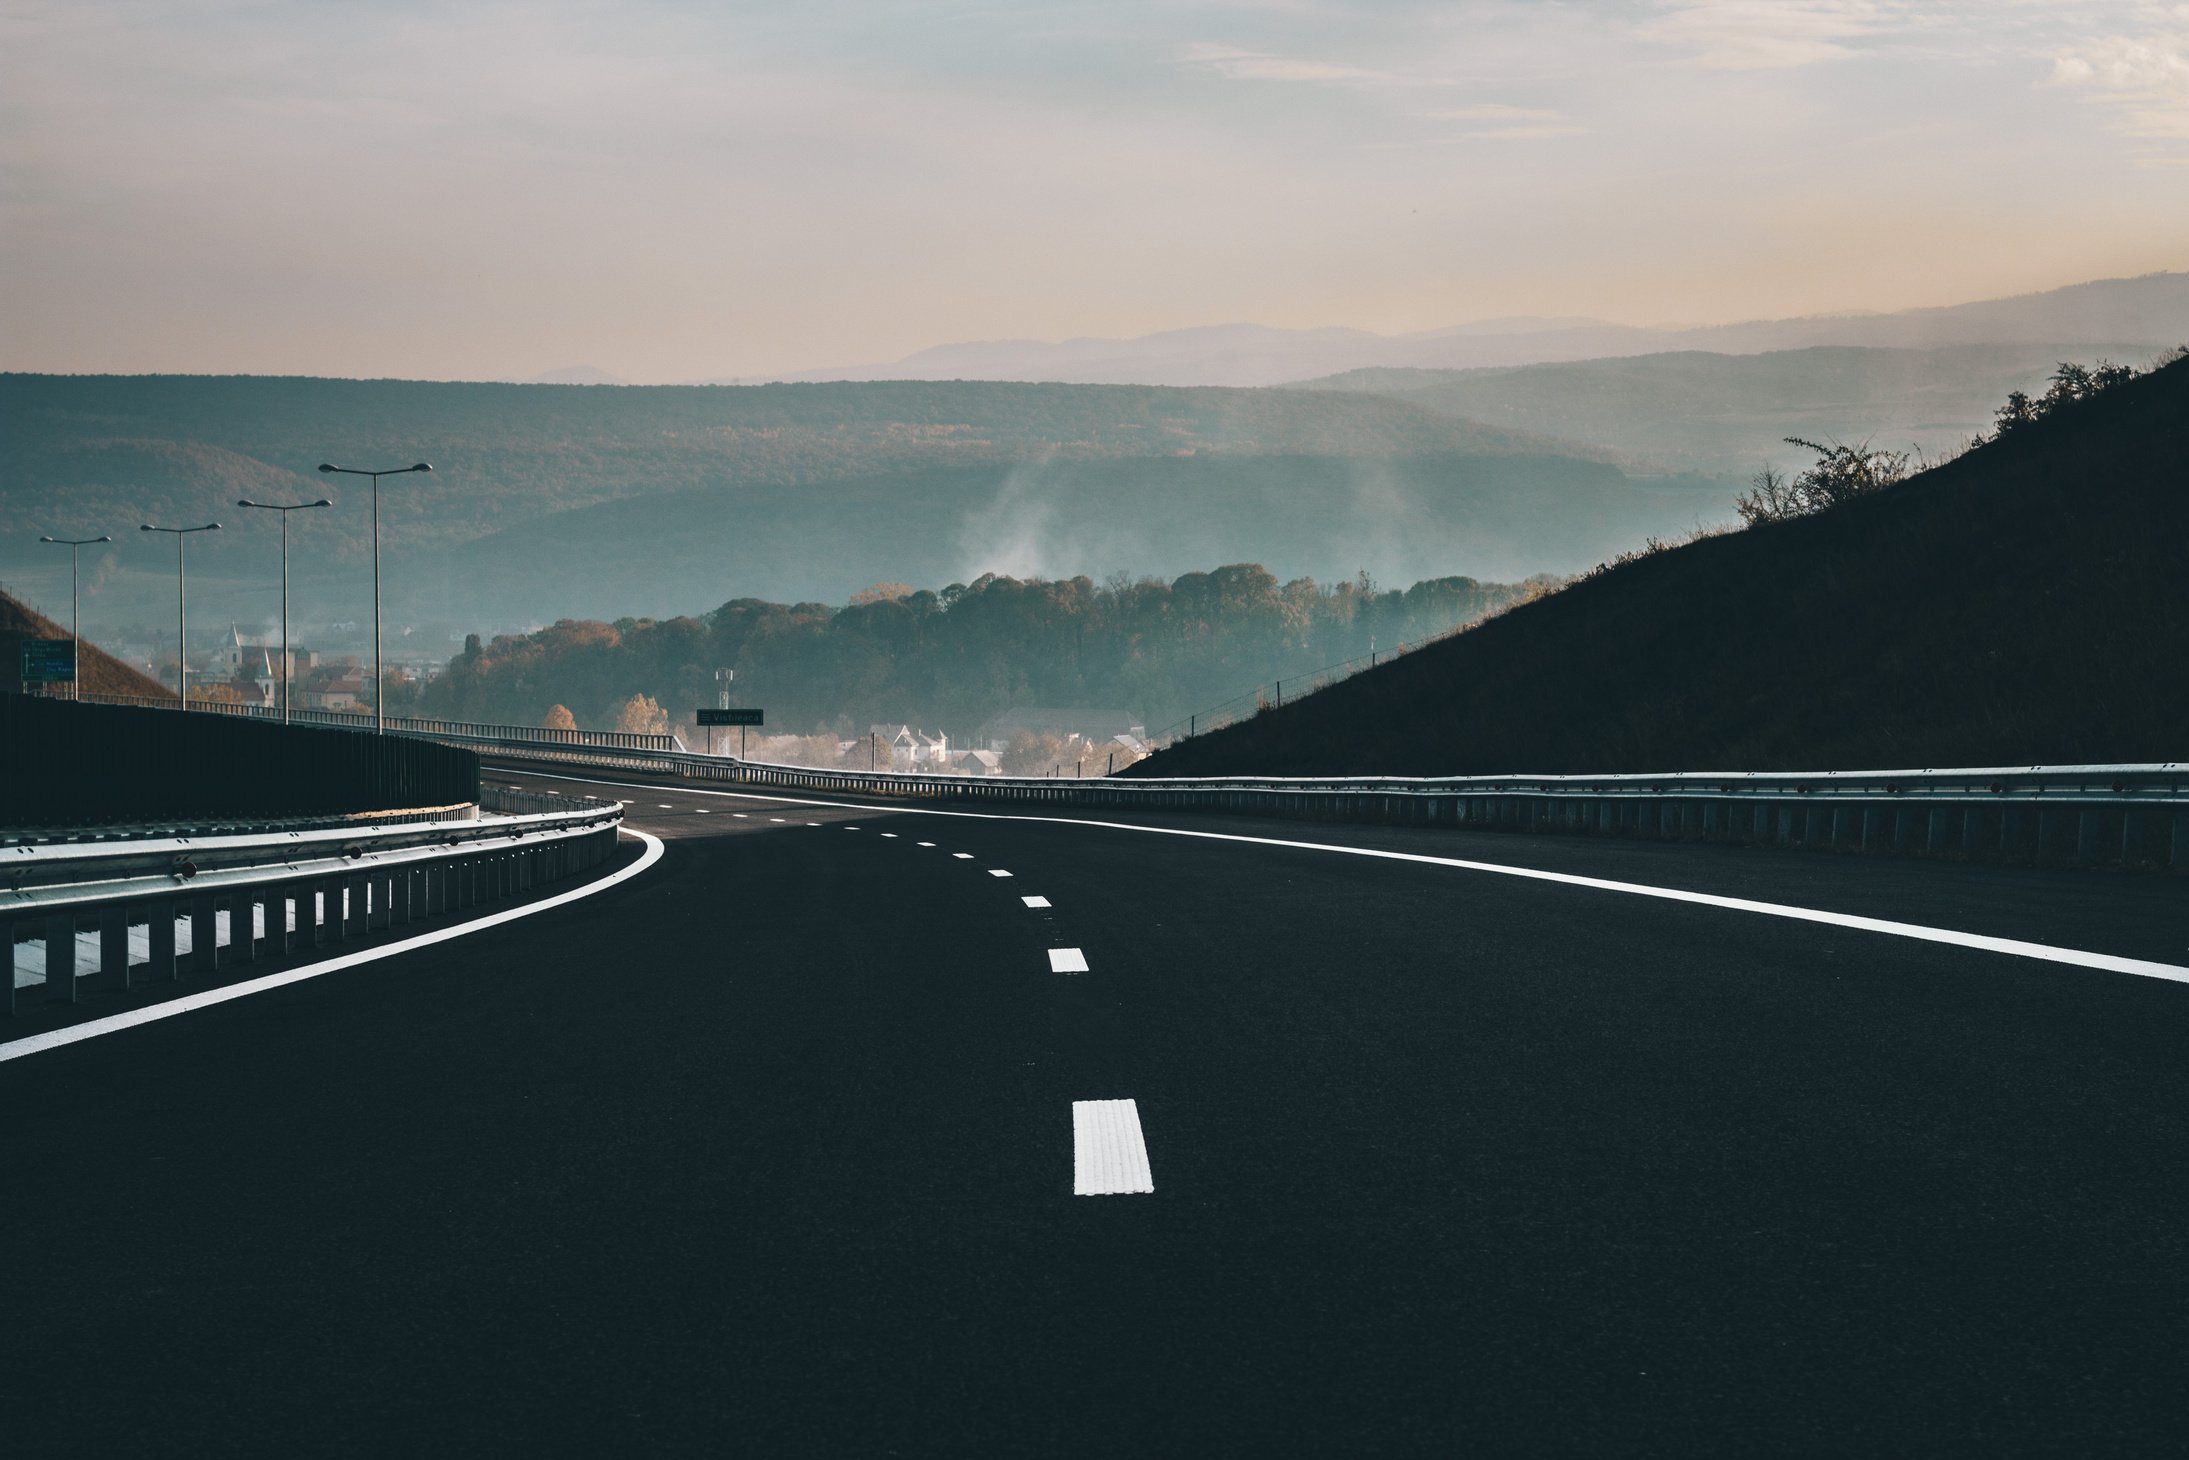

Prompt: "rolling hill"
[1130,353,2189,776]
[0,373,1699,632]
[1296,343,2170,478]
[750,274,2189,387]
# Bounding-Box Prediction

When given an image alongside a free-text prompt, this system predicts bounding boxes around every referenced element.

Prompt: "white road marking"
[880,833,898,838]
[1,832,668,1066]
[989,869,1013,878]
[1073,1099,1153,1196]
[658,803,674,809]
[733,813,747,818]
[953,852,974,860]
[770,818,787,823]
[845,826,860,831]
[503,770,2189,987]
[694,809,709,814]
[917,842,936,847]
[1022,896,1051,908]
[1049,947,1089,973]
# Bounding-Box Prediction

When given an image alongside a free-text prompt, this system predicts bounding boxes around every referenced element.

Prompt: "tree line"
[411,565,1545,741]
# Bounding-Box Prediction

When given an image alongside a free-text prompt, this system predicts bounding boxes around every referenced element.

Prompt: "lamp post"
[237,497,332,724]
[318,460,432,733]
[37,533,113,701]
[139,522,220,706]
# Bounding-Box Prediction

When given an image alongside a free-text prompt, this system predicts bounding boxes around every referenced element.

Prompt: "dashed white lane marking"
[0,832,668,1065]
[1049,947,1089,973]
[658,803,674,809]
[952,853,975,860]
[733,813,747,818]
[695,809,709,814]
[1022,896,1052,908]
[845,826,860,831]
[770,818,787,823]
[880,833,897,838]
[989,869,1013,878]
[502,770,2189,987]
[917,842,936,847]
[1073,1099,1153,1195]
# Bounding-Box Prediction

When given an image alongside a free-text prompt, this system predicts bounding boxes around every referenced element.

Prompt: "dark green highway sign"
[697,708,764,726]
[20,638,76,683]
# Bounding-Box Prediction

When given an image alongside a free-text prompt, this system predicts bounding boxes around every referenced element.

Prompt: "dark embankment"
[1130,355,2188,776]
[0,588,168,698]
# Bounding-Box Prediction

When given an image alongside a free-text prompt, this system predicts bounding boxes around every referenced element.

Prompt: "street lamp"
[37,534,113,701]
[139,522,220,707]
[319,460,432,733]
[237,497,333,724]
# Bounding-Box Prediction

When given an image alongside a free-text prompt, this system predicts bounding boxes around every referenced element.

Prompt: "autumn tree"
[541,704,577,730]
[614,693,669,736]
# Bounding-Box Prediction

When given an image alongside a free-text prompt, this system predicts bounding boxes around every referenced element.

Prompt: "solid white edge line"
[0,830,668,1066]
[493,769,2189,985]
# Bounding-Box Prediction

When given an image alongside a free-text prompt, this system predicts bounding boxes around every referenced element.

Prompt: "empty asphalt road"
[6,764,2187,1456]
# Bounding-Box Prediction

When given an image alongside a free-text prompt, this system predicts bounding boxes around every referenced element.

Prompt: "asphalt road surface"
[6,764,2188,1456]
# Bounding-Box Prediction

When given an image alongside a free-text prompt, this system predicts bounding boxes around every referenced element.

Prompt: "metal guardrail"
[70,691,686,753]
[51,693,2185,872]
[6,788,624,1016]
[441,731,2189,874]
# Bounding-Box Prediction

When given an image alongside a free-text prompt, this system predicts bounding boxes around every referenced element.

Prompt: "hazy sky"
[4,1,2186,382]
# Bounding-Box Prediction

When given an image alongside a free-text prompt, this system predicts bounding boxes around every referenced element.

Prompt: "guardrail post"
[304,880,327,948]
[2120,809,2147,867]
[2075,808,2103,868]
[147,902,177,980]
[2025,807,2061,867]
[192,892,219,973]
[46,912,78,1004]
[101,905,130,986]
[234,893,260,964]
[369,873,392,930]
[342,876,368,938]
[392,869,414,926]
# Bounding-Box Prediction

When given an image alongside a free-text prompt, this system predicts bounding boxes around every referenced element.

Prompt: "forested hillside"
[0,373,1608,549]
[414,566,1539,742]
[0,373,1705,629]
[1134,353,2189,775]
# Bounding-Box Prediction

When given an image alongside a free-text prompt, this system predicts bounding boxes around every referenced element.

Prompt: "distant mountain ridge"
[732,273,2189,388]
[1297,342,2174,477]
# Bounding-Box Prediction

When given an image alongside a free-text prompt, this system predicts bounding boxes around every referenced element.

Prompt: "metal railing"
[50,691,2185,873]
[7,793,624,1016]
[443,731,2189,874]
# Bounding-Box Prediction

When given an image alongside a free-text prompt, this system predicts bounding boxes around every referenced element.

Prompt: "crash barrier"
[445,733,2189,875]
[72,691,685,753]
[4,784,623,1016]
[2,693,481,829]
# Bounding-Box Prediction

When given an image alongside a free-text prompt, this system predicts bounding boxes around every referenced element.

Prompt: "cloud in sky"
[2053,19,2189,143]
[0,1,2183,382]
